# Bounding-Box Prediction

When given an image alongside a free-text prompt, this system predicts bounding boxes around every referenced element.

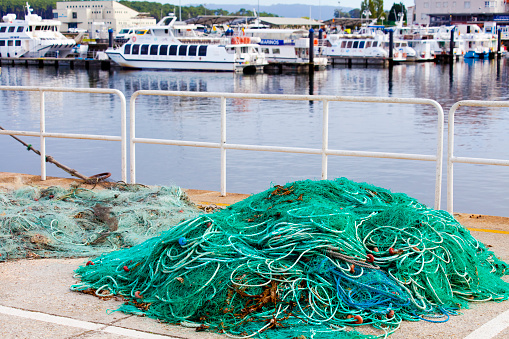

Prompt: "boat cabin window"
[395,43,400,48]
[372,41,378,47]
[359,41,365,48]
[17,27,24,32]
[169,45,178,55]
[188,45,197,56]
[15,40,21,46]
[178,45,187,56]
[0,27,6,33]
[0,41,5,46]
[132,44,140,54]
[7,40,13,46]
[366,41,372,48]
[8,27,15,33]
[261,48,269,54]
[353,41,359,48]
[159,45,168,55]
[140,44,149,55]
[150,45,158,55]
[124,44,131,54]
[272,48,280,54]
[27,26,32,32]
[346,41,353,48]
[135,29,147,35]
[225,47,235,54]
[35,26,42,31]
[341,41,347,48]
[198,45,207,56]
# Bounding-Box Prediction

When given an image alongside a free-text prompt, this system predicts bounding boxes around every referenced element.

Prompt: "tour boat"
[243,28,328,68]
[106,14,267,73]
[0,3,76,58]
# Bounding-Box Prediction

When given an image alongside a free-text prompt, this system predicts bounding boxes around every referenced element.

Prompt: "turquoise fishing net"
[71,178,509,338]
[0,183,200,261]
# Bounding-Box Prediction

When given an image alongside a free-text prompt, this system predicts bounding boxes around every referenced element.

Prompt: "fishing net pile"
[0,184,200,261]
[71,178,509,338]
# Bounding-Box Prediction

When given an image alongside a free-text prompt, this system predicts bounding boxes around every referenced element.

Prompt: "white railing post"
[321,99,329,180]
[220,96,227,196]
[447,103,458,214]
[119,91,127,183]
[130,92,138,184]
[39,90,46,181]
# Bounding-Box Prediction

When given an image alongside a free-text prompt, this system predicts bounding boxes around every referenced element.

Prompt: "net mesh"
[69,178,509,338]
[0,183,200,261]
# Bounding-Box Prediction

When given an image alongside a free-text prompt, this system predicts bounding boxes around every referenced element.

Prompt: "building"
[410,0,509,26]
[53,0,156,33]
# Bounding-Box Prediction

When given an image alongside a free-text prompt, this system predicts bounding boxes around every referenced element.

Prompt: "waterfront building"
[408,0,509,27]
[52,0,156,33]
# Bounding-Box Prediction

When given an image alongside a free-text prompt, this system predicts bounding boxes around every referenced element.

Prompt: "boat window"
[373,41,378,47]
[169,45,178,55]
[188,45,197,56]
[8,40,13,46]
[0,41,5,46]
[15,40,21,46]
[341,41,346,48]
[346,41,353,48]
[159,45,168,55]
[262,48,269,54]
[150,45,158,55]
[353,41,359,48]
[132,44,140,54]
[135,29,147,35]
[0,27,6,33]
[366,41,372,48]
[35,26,41,31]
[395,43,400,48]
[178,45,187,56]
[27,26,32,32]
[198,45,207,56]
[8,27,15,33]
[140,44,149,55]
[272,48,280,54]
[124,44,131,54]
[359,41,365,48]
[17,27,24,32]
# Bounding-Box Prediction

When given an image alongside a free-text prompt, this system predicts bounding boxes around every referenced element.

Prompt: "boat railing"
[447,100,509,214]
[0,86,127,182]
[129,91,445,210]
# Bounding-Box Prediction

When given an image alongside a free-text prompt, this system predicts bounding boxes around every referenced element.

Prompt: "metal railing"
[130,91,445,209]
[0,86,127,182]
[447,100,509,214]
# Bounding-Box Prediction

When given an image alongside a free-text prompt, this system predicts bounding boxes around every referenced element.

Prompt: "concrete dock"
[1,172,509,338]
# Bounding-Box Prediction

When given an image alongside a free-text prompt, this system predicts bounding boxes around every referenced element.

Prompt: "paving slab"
[2,172,509,338]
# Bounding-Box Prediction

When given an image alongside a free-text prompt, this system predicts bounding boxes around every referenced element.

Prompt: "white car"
[68,28,87,33]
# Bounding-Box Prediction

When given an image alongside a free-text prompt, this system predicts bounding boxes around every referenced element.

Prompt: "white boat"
[106,14,267,73]
[324,32,408,62]
[0,3,76,58]
[243,28,328,68]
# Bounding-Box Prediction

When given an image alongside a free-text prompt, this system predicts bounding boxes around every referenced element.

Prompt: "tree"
[388,2,407,22]
[360,0,384,21]
[334,9,351,18]
[349,8,361,18]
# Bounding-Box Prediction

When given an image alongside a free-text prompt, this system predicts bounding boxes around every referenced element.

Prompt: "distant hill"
[197,4,354,20]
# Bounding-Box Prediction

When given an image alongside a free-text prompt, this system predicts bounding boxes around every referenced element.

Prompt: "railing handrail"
[447,100,509,214]
[0,86,127,182]
[130,90,444,210]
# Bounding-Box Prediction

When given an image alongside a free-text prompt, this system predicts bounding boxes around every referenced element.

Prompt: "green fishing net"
[71,178,509,338]
[0,183,200,261]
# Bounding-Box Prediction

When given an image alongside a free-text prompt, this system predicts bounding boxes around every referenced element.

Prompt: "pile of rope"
[71,178,509,338]
[0,183,200,261]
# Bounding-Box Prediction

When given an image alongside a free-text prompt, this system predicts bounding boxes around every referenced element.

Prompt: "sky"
[177,1,416,11]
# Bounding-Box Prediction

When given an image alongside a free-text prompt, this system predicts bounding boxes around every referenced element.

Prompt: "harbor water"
[1,60,508,216]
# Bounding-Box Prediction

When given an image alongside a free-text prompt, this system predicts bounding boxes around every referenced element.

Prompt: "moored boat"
[106,14,267,73]
[0,2,76,58]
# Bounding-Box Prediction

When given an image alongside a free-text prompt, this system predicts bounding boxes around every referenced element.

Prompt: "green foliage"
[0,1,277,22]
[388,2,407,22]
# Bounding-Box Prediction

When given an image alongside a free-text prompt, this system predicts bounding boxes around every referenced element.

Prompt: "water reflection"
[0,60,508,216]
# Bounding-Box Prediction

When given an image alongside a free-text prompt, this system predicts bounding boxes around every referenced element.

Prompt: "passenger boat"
[243,28,328,68]
[323,32,409,62]
[0,3,76,58]
[106,14,267,73]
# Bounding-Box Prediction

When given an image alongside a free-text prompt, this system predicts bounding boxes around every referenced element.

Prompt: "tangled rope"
[71,178,509,338]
